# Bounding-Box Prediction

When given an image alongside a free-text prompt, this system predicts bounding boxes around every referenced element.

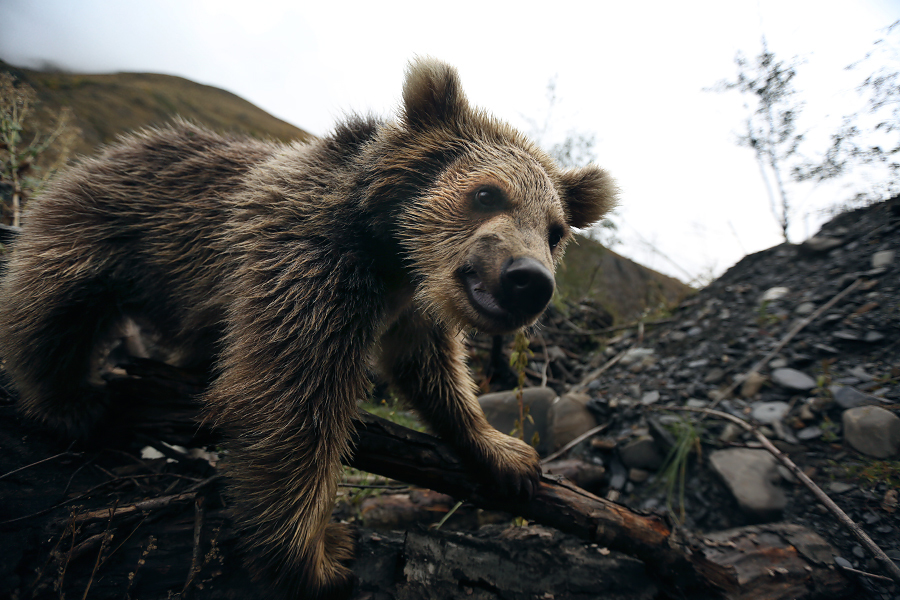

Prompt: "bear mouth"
[460,267,510,322]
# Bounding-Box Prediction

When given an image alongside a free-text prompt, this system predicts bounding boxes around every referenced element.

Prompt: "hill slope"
[557,234,693,322]
[0,60,313,161]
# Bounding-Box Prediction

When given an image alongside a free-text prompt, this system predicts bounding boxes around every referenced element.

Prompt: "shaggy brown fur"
[0,59,617,598]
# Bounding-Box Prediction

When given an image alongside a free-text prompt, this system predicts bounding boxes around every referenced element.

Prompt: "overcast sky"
[2,0,899,284]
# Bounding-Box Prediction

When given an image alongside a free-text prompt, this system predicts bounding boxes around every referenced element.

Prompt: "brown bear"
[0,58,617,598]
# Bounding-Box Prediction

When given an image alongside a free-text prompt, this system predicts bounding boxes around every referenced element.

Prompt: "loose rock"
[770,368,817,391]
[842,406,900,458]
[547,393,598,452]
[709,448,787,522]
[618,436,664,471]
[751,401,790,424]
[479,387,557,456]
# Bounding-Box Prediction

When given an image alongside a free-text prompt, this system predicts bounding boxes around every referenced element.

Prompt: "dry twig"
[667,405,900,585]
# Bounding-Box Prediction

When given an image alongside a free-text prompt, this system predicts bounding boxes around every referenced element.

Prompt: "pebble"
[768,358,788,369]
[618,436,665,471]
[871,249,895,269]
[833,330,861,341]
[770,368,817,391]
[718,423,742,443]
[479,387,558,456]
[796,426,823,441]
[828,481,855,494]
[832,385,880,410]
[849,365,874,382]
[751,401,790,424]
[590,437,617,451]
[628,468,650,483]
[709,448,787,522]
[761,287,790,302]
[864,331,885,343]
[794,301,816,315]
[703,368,724,384]
[640,391,660,405]
[620,347,655,366]
[740,372,767,398]
[833,556,853,570]
[548,393,600,453]
[842,406,900,458]
[802,236,843,253]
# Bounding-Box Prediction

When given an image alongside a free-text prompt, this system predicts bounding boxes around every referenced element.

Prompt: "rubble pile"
[474,197,900,598]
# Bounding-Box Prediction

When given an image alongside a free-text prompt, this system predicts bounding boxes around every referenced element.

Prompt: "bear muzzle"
[460,256,555,329]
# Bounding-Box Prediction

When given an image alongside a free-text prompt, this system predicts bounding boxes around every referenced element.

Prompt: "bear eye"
[473,186,506,211]
[548,225,565,250]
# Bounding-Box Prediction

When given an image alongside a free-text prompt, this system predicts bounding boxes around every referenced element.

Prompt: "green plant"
[829,458,900,488]
[755,300,781,328]
[656,417,701,525]
[0,72,77,226]
[820,415,840,443]
[509,331,536,445]
[360,396,425,432]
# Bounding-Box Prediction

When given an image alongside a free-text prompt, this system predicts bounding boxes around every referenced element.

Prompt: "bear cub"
[0,59,617,598]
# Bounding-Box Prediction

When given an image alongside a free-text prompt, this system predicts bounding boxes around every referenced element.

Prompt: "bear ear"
[559,165,618,230]
[402,58,469,130]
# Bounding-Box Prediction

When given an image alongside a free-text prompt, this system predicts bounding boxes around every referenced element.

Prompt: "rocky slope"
[0,59,313,165]
[474,196,900,599]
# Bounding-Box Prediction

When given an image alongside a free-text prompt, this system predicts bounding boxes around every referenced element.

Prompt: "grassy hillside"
[0,60,313,164]
[556,234,693,322]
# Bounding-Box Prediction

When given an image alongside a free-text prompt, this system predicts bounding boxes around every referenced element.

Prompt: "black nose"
[499,257,555,317]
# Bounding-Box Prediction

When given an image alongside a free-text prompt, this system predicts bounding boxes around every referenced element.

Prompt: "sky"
[2,0,899,285]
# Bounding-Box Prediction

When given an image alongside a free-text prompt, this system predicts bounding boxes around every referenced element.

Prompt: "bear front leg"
[204,261,379,600]
[379,311,541,499]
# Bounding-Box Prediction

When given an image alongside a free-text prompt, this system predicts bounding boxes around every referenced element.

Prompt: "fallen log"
[0,357,856,599]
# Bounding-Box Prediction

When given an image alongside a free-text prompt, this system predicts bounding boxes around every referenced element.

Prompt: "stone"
[771,368,817,391]
[849,366,874,382]
[864,331,885,343]
[479,387,557,456]
[703,368,725,384]
[871,249,895,269]
[761,287,790,302]
[547,392,598,453]
[796,426,823,441]
[546,345,567,362]
[828,481,855,494]
[832,385,880,410]
[751,401,790,424]
[768,358,788,369]
[628,468,650,483]
[709,448,787,522]
[794,302,816,315]
[740,372,767,398]
[590,437,617,451]
[813,343,839,354]
[842,406,900,458]
[718,423,742,443]
[640,391,660,405]
[801,236,843,253]
[619,436,665,471]
[620,347,655,366]
[833,330,862,341]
